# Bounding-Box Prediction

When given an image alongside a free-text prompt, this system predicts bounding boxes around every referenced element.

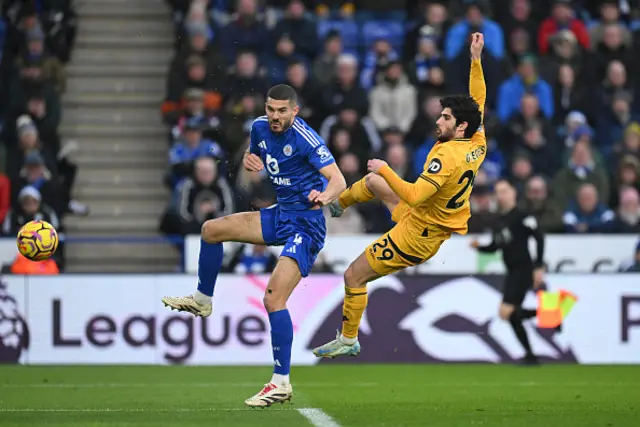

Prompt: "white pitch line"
[297,408,341,427]
[0,382,379,389]
[0,408,286,413]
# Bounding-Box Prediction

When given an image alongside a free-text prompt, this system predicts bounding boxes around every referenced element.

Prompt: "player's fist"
[367,159,388,174]
[470,32,484,60]
[308,189,333,206]
[469,239,480,249]
[244,153,264,172]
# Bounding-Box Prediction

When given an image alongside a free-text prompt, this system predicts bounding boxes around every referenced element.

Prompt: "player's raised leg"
[161,212,265,317]
[312,251,380,358]
[328,173,400,217]
[244,256,301,407]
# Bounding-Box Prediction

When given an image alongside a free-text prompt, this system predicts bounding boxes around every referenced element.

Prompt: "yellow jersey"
[378,58,487,235]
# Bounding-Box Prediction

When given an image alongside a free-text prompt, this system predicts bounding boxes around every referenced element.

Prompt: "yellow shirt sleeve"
[378,154,454,207]
[470,59,486,120]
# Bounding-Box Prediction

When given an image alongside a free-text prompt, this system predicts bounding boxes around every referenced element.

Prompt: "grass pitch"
[0,365,638,426]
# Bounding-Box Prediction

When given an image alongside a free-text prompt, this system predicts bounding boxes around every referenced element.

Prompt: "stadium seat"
[361,20,405,52]
[317,19,359,52]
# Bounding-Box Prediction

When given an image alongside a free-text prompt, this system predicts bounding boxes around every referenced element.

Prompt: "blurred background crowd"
[0,0,84,271]
[0,0,639,273]
[158,0,640,240]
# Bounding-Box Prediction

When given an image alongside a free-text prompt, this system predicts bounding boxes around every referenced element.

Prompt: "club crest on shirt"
[283,144,293,157]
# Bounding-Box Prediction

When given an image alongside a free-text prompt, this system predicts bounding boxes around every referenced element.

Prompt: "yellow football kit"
[365,58,487,276]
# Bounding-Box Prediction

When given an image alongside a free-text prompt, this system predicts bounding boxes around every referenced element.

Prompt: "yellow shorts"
[365,205,452,276]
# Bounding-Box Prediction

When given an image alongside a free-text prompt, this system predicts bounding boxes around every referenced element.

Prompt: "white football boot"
[161,295,212,317]
[244,382,293,408]
[312,330,361,358]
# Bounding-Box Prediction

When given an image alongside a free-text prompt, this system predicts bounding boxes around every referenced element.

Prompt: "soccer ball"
[16,220,59,261]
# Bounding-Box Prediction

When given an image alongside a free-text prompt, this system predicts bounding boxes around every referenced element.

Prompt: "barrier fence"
[2,274,639,365]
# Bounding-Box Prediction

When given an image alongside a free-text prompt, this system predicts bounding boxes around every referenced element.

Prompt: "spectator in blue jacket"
[563,183,615,233]
[444,0,504,61]
[497,54,554,123]
[168,117,223,188]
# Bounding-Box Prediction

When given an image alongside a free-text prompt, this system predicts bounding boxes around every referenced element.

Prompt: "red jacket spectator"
[538,17,590,54]
[0,175,10,224]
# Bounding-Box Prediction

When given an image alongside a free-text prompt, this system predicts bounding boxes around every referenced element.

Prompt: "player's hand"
[533,267,545,289]
[367,159,388,174]
[244,153,264,172]
[469,239,480,249]
[308,189,333,206]
[470,32,484,60]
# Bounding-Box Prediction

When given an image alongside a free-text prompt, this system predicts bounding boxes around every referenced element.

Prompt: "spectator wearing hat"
[369,60,417,134]
[2,186,59,237]
[15,26,66,93]
[312,30,343,86]
[497,54,554,123]
[322,53,369,117]
[611,122,640,168]
[560,124,606,169]
[168,117,223,188]
[538,0,590,55]
[563,183,615,233]
[6,115,57,183]
[444,0,505,61]
[12,151,63,216]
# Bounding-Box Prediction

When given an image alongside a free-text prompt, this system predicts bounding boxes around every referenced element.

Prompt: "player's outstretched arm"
[309,162,346,206]
[469,32,486,120]
[368,159,438,207]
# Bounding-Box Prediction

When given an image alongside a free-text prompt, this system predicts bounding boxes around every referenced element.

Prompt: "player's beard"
[436,126,455,142]
[269,116,293,134]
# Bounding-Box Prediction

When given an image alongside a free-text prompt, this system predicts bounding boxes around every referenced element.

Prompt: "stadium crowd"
[0,0,83,271]
[159,0,640,239]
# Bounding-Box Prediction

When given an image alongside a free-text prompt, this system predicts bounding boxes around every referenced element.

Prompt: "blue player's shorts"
[260,204,326,277]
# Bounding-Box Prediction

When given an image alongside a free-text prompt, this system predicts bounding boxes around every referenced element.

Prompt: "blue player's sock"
[269,309,293,385]
[195,238,223,302]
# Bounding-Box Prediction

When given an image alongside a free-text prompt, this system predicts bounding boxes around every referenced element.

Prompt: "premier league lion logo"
[0,278,29,364]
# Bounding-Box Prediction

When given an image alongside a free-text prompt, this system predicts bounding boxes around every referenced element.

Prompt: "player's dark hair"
[439,95,482,139]
[267,84,298,106]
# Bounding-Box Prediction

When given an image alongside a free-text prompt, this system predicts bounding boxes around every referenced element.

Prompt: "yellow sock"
[341,286,368,339]
[338,178,374,209]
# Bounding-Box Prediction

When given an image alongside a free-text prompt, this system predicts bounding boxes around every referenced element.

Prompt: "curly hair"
[439,95,482,139]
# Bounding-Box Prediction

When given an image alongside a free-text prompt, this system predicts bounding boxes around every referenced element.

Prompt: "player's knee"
[499,304,514,321]
[263,290,286,313]
[201,220,222,243]
[344,264,366,289]
[364,173,380,192]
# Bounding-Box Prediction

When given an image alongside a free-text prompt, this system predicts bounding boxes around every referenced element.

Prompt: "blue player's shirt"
[250,116,335,211]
